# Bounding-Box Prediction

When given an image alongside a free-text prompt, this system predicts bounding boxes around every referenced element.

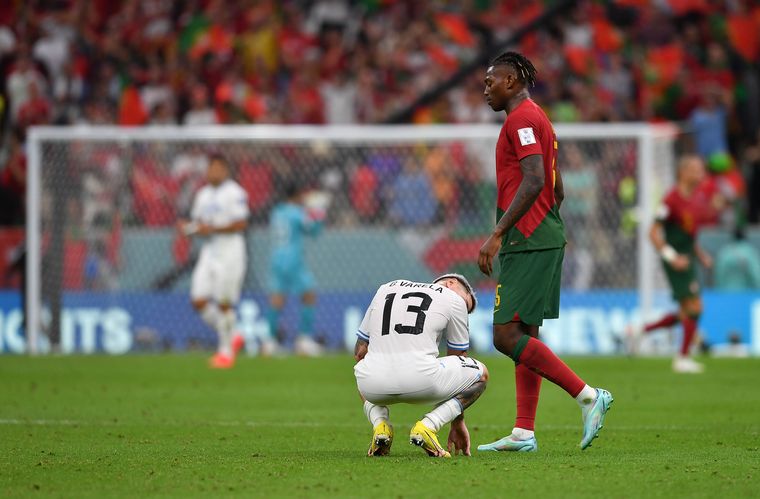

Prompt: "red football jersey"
[495,98,565,252]
[657,186,714,254]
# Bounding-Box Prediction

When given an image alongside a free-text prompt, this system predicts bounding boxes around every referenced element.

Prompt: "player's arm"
[444,299,481,457]
[178,192,201,235]
[447,347,467,357]
[494,154,544,233]
[205,219,247,234]
[554,167,564,210]
[444,298,471,357]
[354,289,380,362]
[190,218,247,236]
[694,242,713,269]
[354,338,368,362]
[649,219,689,271]
[478,154,544,276]
[300,211,324,237]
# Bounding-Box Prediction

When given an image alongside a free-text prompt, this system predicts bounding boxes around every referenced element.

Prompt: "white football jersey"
[357,280,470,367]
[190,179,249,254]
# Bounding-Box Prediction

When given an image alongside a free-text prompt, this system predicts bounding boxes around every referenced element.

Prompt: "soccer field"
[1,355,758,498]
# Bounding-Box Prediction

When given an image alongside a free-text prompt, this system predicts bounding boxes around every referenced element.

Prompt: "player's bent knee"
[682,297,702,317]
[492,328,519,357]
[690,302,703,316]
[492,335,512,356]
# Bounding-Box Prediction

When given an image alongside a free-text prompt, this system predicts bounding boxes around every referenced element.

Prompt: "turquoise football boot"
[477,434,538,452]
[580,388,613,450]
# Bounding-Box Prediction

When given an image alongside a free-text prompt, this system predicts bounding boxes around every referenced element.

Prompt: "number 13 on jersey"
[382,292,433,336]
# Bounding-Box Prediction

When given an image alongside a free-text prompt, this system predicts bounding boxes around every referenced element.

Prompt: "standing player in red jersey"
[626,155,713,373]
[476,52,613,453]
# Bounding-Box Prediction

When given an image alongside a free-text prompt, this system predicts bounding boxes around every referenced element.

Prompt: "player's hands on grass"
[447,417,471,456]
[478,233,502,276]
[672,254,690,271]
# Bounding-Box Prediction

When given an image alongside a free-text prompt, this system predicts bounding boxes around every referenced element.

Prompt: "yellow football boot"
[367,421,393,456]
[409,421,451,458]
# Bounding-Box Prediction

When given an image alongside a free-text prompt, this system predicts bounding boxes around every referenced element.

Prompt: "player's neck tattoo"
[507,89,530,114]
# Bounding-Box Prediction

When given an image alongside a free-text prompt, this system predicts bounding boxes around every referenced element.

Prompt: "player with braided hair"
[477,51,613,453]
[489,51,538,88]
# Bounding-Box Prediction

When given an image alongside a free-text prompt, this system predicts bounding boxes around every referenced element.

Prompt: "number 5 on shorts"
[494,284,502,310]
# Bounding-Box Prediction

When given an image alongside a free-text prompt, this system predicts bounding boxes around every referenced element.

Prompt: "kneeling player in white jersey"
[354,274,488,458]
[179,154,249,369]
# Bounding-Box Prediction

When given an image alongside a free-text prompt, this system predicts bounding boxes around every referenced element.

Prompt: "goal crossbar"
[25,123,676,354]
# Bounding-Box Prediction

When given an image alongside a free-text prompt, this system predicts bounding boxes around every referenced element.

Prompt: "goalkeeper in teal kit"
[265,182,325,357]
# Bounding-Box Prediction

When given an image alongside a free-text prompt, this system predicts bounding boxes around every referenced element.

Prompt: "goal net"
[18,124,678,355]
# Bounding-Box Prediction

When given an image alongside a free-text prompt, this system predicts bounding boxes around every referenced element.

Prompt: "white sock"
[199,303,220,329]
[576,385,597,418]
[422,399,462,432]
[216,308,236,357]
[363,400,389,428]
[512,427,535,440]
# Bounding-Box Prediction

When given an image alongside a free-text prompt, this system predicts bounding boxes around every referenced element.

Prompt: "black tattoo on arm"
[554,167,564,210]
[494,154,545,237]
[454,378,487,412]
[354,338,369,361]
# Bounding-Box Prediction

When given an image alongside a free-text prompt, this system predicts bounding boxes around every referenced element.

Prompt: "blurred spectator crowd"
[1,0,759,233]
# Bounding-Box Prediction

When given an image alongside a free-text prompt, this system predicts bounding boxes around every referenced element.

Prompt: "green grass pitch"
[1,355,759,498]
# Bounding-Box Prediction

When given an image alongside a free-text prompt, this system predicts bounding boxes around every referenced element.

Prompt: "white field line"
[0,418,735,432]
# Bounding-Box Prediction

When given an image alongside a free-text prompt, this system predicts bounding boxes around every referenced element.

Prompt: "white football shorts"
[355,355,484,405]
[190,243,246,305]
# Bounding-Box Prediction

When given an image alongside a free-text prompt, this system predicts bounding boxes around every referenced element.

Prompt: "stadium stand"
[1,0,759,284]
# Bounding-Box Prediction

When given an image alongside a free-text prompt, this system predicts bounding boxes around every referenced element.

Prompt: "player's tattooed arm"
[354,338,369,362]
[495,154,545,235]
[554,167,564,210]
[478,154,544,275]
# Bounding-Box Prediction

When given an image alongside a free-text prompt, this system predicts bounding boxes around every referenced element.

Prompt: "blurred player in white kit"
[354,274,489,458]
[179,154,249,369]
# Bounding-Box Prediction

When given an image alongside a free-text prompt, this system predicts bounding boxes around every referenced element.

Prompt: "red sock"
[514,363,542,431]
[644,313,680,333]
[518,337,586,397]
[680,316,697,355]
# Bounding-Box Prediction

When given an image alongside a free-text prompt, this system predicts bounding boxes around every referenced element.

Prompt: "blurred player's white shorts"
[355,354,484,405]
[190,243,246,305]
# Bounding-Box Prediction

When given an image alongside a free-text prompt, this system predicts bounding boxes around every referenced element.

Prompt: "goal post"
[22,123,677,355]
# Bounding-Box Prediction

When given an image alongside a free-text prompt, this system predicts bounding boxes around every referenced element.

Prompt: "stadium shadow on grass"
[1,355,759,498]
